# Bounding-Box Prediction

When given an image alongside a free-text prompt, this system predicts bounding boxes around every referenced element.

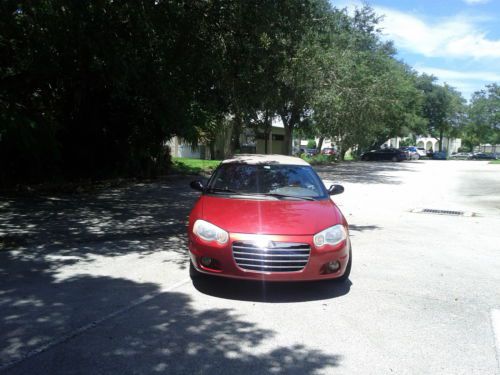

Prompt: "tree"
[416,75,466,152]
[466,84,500,151]
[310,5,424,159]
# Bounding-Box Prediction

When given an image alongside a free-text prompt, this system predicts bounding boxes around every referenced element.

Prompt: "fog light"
[327,261,340,273]
[201,257,212,266]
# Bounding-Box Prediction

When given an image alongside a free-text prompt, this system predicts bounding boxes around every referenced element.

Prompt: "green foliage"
[0,0,490,185]
[171,158,220,175]
[466,84,500,149]
[415,76,466,151]
[300,154,335,165]
[399,137,415,147]
[306,139,317,149]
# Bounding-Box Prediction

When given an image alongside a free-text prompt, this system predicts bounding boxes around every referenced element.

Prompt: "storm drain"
[411,208,475,217]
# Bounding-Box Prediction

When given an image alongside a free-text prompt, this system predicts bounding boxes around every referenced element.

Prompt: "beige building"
[167,125,288,160]
[384,136,462,154]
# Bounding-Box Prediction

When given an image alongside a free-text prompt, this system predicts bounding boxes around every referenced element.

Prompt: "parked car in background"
[321,147,336,156]
[449,152,472,160]
[188,154,351,282]
[400,146,419,160]
[304,148,319,157]
[432,151,447,160]
[361,148,407,162]
[471,152,497,160]
[416,147,427,158]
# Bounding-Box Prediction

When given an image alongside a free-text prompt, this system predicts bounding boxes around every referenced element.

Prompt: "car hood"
[198,195,343,235]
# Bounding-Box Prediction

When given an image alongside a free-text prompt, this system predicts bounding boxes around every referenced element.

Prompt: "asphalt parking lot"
[1,160,500,374]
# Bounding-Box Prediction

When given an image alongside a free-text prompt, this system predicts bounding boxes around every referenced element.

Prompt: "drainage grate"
[411,208,474,217]
[422,208,464,216]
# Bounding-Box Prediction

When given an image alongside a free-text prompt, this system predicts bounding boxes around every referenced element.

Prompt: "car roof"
[221,154,310,166]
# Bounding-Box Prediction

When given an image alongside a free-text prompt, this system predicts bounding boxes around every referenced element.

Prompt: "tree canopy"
[0,1,495,186]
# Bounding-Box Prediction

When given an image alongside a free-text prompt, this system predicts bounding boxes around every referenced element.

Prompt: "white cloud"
[376,7,500,59]
[463,0,490,4]
[415,66,498,99]
[416,66,500,82]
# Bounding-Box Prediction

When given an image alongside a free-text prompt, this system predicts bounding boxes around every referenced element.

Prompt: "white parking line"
[0,278,190,372]
[492,309,500,372]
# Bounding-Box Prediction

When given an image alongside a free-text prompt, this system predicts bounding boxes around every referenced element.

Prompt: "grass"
[343,150,354,161]
[489,160,500,164]
[171,157,221,174]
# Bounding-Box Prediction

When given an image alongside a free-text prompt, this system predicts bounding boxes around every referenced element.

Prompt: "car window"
[209,163,326,198]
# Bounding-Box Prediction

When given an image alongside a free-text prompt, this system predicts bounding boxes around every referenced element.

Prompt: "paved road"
[1,161,499,374]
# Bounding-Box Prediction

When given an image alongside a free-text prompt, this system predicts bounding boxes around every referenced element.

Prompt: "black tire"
[361,155,368,161]
[335,247,352,283]
[391,156,398,162]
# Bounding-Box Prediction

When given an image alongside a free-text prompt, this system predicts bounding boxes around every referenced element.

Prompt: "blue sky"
[332,0,500,101]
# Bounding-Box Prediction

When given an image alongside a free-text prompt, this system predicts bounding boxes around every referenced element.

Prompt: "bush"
[300,154,335,165]
[306,139,317,149]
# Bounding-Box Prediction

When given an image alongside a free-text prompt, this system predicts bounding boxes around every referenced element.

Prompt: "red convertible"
[188,154,351,282]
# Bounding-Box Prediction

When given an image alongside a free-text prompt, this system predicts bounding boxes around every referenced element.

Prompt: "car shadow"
[192,276,352,303]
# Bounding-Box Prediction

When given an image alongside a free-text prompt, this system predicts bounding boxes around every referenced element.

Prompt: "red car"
[321,147,337,156]
[188,154,351,282]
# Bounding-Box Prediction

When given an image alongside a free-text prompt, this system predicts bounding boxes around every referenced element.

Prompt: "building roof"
[221,154,310,166]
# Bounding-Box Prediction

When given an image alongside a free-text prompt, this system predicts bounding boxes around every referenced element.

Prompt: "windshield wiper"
[207,189,316,201]
[262,193,316,201]
[207,188,249,195]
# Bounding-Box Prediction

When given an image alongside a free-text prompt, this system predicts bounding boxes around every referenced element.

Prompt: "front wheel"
[391,156,398,162]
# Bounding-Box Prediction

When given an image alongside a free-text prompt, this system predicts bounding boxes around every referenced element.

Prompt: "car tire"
[335,246,352,283]
[391,156,398,162]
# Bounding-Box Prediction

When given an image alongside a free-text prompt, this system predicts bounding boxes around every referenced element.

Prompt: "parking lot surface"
[1,160,500,374]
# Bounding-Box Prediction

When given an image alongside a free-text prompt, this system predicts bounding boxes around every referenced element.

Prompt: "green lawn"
[489,160,500,164]
[172,157,220,174]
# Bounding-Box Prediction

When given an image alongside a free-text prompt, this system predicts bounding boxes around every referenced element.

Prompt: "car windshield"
[208,163,326,199]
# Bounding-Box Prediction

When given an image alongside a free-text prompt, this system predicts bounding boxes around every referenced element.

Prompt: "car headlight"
[313,224,347,247]
[193,219,229,244]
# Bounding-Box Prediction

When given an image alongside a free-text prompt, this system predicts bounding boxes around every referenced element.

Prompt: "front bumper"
[188,232,350,281]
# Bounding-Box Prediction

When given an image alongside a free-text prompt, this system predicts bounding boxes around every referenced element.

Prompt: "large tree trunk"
[264,110,271,154]
[282,125,293,155]
[231,113,242,155]
[317,137,324,153]
[209,141,216,160]
[439,128,444,152]
[280,111,297,156]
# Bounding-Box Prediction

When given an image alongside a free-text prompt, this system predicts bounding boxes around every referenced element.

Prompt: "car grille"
[232,241,310,273]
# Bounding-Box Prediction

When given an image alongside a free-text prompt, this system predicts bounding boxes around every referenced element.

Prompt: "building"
[383,136,462,154]
[167,125,288,160]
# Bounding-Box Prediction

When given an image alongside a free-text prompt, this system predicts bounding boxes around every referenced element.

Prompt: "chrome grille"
[232,241,310,273]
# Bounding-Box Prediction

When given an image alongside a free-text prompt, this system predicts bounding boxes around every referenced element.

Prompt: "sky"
[332,0,500,101]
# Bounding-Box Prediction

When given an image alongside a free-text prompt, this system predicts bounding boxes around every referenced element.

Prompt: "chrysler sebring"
[188,154,351,282]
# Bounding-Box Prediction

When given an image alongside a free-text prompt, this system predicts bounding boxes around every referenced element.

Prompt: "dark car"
[432,151,447,160]
[471,153,497,160]
[304,148,319,157]
[361,148,406,162]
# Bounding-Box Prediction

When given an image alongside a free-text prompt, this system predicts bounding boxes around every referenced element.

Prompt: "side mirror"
[190,180,205,192]
[328,184,344,196]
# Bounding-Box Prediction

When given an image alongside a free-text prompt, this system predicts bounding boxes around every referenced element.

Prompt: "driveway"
[1,161,500,374]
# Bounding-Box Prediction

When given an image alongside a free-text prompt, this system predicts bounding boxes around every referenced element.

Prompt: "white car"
[416,147,427,158]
